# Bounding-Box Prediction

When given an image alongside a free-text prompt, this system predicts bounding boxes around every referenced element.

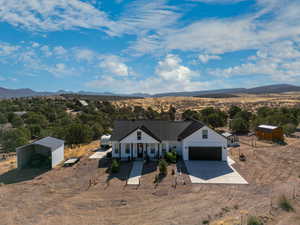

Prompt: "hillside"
[1,84,300,99]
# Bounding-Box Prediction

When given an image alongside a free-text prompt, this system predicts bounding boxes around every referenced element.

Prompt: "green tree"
[282,123,296,136]
[168,105,176,121]
[23,112,48,128]
[230,117,249,133]
[0,113,8,124]
[11,115,24,128]
[228,105,242,119]
[1,128,30,152]
[182,109,199,120]
[65,123,93,145]
[92,123,104,140]
[158,159,168,176]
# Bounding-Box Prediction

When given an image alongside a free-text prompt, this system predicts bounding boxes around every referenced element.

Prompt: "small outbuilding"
[17,137,64,169]
[255,125,284,141]
[77,99,88,106]
[222,132,239,147]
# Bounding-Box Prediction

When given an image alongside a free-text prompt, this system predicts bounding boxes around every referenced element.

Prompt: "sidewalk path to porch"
[127,161,144,185]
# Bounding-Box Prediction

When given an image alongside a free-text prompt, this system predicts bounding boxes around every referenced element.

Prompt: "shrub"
[278,195,294,212]
[247,215,263,225]
[165,150,177,163]
[106,152,112,158]
[111,159,120,173]
[202,220,209,224]
[158,159,168,176]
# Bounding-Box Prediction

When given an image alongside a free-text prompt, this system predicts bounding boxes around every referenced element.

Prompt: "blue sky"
[0,0,300,94]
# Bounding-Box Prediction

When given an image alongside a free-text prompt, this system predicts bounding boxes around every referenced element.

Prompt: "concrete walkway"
[127,161,144,185]
[89,148,111,159]
[184,159,248,184]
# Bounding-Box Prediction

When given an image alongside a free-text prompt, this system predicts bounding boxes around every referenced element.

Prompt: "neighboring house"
[111,120,227,161]
[255,125,284,141]
[17,137,64,169]
[13,111,27,116]
[222,132,239,147]
[77,99,88,106]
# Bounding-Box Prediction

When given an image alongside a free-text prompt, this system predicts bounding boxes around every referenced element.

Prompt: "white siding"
[112,141,120,158]
[120,129,159,144]
[182,126,227,161]
[51,145,64,168]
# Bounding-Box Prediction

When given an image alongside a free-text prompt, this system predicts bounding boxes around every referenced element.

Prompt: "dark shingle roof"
[111,120,205,141]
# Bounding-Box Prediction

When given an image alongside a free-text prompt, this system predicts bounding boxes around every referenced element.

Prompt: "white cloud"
[85,75,211,94]
[0,0,113,32]
[86,54,206,94]
[99,55,129,76]
[108,0,181,36]
[0,0,180,39]
[31,42,40,48]
[46,63,76,77]
[198,54,221,63]
[74,48,95,62]
[130,0,300,56]
[0,42,19,57]
[40,45,52,57]
[156,54,196,81]
[210,40,300,81]
[190,0,246,4]
[53,46,67,56]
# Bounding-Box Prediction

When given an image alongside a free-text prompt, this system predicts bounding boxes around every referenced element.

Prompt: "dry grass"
[64,140,100,159]
[112,92,300,114]
[211,216,240,225]
[0,157,16,174]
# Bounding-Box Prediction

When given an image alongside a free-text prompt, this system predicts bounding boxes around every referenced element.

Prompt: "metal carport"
[16,137,64,169]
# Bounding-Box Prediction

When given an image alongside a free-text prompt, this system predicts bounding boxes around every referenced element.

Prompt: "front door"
[137,144,143,158]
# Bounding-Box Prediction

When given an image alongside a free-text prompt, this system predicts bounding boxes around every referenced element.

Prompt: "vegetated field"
[61,94,143,101]
[0,138,300,225]
[112,92,300,114]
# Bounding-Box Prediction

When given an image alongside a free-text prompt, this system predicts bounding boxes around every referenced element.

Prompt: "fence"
[0,152,16,161]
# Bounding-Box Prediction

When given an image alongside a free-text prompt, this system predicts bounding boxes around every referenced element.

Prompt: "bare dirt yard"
[0,138,300,225]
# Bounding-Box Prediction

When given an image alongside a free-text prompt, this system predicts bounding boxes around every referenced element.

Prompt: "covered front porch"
[113,142,170,160]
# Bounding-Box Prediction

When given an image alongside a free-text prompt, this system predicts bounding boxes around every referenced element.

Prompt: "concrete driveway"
[89,148,111,159]
[184,159,248,184]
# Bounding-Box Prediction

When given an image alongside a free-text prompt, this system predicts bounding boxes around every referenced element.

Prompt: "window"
[114,144,119,154]
[150,144,155,154]
[125,144,130,154]
[137,131,142,140]
[202,130,208,139]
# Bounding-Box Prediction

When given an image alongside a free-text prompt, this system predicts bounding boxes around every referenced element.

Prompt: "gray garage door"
[189,147,222,160]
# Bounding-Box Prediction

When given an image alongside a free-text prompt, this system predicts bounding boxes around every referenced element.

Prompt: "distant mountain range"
[1,84,300,99]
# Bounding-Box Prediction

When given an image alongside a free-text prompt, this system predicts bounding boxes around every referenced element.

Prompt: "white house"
[111,120,227,161]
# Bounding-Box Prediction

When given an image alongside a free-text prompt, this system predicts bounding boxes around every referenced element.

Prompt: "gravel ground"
[0,137,299,225]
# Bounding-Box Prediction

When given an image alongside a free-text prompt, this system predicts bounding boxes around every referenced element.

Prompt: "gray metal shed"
[17,137,64,169]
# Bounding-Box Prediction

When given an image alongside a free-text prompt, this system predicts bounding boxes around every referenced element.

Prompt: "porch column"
[166,142,169,152]
[157,143,160,159]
